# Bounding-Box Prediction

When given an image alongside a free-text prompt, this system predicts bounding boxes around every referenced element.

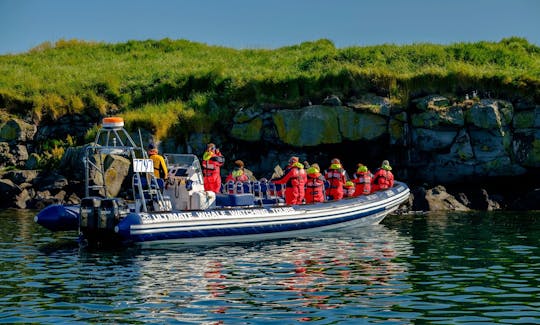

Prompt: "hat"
[381,160,392,171]
[307,166,319,174]
[234,160,244,168]
[331,158,341,164]
[148,143,155,150]
[357,163,368,173]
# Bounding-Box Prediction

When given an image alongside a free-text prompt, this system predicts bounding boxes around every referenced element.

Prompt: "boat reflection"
[126,224,413,322]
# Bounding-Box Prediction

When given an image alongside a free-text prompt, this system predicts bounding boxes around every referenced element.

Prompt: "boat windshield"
[164,154,204,184]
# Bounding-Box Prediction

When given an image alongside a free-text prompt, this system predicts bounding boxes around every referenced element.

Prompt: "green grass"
[1,37,539,143]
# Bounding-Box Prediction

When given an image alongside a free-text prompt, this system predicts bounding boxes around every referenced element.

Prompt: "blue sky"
[1,0,539,55]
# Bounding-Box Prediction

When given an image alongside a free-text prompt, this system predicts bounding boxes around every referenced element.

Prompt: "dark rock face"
[0,93,539,212]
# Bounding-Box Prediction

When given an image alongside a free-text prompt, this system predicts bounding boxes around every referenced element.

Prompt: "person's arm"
[160,156,168,178]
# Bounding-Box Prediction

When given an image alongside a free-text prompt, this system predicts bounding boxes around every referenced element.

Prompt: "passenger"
[371,160,395,192]
[201,143,225,193]
[272,156,301,205]
[225,160,249,183]
[352,163,372,196]
[295,160,307,204]
[305,163,325,204]
[148,144,168,179]
[324,158,347,201]
[344,180,355,198]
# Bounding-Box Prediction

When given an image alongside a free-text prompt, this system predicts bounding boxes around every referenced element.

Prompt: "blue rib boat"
[35,117,410,247]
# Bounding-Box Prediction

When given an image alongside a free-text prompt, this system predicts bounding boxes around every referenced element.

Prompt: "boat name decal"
[140,207,295,224]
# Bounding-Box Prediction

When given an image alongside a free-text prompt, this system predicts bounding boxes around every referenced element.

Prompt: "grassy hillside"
[1,37,539,143]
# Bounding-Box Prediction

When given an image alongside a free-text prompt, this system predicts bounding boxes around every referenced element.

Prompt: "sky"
[1,0,539,55]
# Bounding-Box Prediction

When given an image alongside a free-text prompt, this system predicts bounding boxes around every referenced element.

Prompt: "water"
[1,209,539,324]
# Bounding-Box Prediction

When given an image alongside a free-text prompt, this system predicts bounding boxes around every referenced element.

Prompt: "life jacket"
[202,151,223,177]
[353,171,372,195]
[305,172,325,203]
[273,165,299,188]
[225,168,248,183]
[344,181,355,197]
[371,168,394,191]
[325,168,345,189]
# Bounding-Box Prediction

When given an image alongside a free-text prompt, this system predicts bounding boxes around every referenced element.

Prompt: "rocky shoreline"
[1,93,539,212]
[1,167,539,212]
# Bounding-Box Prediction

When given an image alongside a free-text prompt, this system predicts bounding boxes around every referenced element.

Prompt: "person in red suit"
[352,163,372,196]
[225,160,249,183]
[324,158,347,201]
[371,160,395,192]
[294,161,307,204]
[201,143,225,193]
[272,156,300,205]
[305,163,325,204]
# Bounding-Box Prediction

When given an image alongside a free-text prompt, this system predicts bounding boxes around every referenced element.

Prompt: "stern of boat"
[79,197,131,247]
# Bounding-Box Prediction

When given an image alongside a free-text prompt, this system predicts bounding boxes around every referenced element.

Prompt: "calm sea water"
[1,209,539,324]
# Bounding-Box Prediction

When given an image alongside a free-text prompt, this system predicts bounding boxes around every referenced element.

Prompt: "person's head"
[303,161,310,169]
[345,180,354,187]
[311,163,320,171]
[381,160,392,171]
[289,156,299,166]
[330,158,341,169]
[234,160,244,169]
[148,143,158,155]
[357,163,368,173]
[206,143,216,152]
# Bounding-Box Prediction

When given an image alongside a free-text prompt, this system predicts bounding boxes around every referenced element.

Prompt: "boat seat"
[225,181,236,194]
[252,181,263,199]
[215,193,255,207]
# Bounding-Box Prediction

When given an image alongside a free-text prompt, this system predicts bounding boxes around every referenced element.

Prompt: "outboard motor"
[79,197,128,247]
[80,197,101,230]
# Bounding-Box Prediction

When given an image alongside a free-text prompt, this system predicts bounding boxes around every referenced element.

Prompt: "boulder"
[424,185,470,211]
[3,170,39,185]
[90,154,131,197]
[0,118,36,143]
[413,95,450,111]
[464,99,513,129]
[273,105,341,146]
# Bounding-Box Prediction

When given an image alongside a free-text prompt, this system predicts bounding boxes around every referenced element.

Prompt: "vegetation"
[1,37,539,144]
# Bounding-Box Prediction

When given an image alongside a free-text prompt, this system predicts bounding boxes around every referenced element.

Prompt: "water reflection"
[127,225,413,323]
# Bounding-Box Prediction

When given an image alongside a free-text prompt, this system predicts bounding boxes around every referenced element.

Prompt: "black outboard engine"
[79,197,128,247]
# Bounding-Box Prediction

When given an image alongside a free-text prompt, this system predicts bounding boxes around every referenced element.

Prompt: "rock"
[0,178,22,208]
[322,95,342,106]
[90,154,131,197]
[33,173,69,194]
[424,185,470,211]
[14,188,32,209]
[0,142,16,166]
[230,117,263,141]
[464,99,513,129]
[3,170,39,185]
[0,118,36,143]
[413,95,450,111]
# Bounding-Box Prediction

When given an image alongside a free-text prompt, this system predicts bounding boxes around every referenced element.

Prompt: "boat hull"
[34,204,79,232]
[35,182,410,246]
[116,182,409,245]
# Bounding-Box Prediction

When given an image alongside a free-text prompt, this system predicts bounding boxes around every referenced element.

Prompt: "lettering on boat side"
[140,207,296,224]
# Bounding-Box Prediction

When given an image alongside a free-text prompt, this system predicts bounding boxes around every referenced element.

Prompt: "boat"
[34,117,410,247]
